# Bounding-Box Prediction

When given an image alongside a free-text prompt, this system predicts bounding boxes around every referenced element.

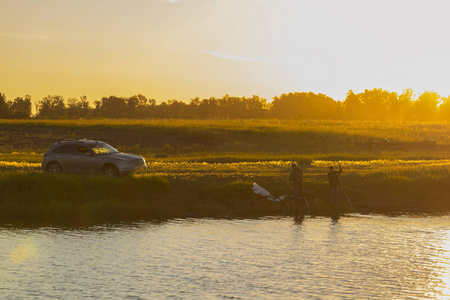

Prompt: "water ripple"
[0,215,449,299]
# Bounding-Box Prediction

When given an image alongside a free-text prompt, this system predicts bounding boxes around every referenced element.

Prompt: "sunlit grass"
[2,119,450,162]
[1,118,448,140]
[3,158,450,179]
[1,157,449,224]
[2,119,450,224]
[0,160,41,172]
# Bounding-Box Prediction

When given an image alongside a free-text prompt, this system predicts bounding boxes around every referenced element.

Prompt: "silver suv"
[42,140,147,176]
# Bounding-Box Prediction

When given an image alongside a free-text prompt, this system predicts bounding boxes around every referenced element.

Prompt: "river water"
[1,214,449,299]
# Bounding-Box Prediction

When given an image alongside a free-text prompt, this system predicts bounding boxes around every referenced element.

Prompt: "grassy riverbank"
[1,159,449,225]
[1,119,450,224]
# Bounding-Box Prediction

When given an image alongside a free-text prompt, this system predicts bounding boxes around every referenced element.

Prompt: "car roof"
[51,139,106,147]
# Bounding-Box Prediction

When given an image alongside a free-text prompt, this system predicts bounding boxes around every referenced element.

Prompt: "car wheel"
[102,164,119,177]
[46,161,62,174]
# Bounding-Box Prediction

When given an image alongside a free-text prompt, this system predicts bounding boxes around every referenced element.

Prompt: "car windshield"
[90,143,119,155]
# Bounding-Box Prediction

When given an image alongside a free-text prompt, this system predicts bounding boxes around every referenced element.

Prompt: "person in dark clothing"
[327,164,342,204]
[289,163,303,196]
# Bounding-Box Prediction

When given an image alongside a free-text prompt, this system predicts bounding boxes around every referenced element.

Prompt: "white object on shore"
[252,182,285,201]
[252,182,272,197]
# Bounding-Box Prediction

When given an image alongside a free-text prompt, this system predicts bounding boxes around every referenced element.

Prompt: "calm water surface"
[1,214,449,299]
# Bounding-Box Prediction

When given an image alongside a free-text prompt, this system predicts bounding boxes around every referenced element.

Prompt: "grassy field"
[1,119,450,224]
[2,119,450,162]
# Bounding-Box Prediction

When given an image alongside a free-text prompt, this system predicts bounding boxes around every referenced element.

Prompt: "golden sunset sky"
[1,0,450,103]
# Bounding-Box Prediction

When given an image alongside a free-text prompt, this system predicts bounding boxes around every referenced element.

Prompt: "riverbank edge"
[0,172,448,226]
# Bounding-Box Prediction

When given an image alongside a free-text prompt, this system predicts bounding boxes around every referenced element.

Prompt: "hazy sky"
[1,0,450,103]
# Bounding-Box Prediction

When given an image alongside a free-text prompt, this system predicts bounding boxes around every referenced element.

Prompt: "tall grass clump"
[0,173,171,224]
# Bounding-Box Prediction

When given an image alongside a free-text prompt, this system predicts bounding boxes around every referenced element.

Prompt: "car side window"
[52,145,77,154]
[77,146,90,154]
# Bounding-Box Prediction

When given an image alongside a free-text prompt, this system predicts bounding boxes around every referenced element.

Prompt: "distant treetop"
[1,89,449,121]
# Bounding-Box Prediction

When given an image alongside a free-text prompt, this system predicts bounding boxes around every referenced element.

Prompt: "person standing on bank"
[289,163,303,196]
[328,163,342,204]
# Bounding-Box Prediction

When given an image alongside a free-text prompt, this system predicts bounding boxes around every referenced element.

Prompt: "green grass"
[1,119,450,224]
[0,172,285,225]
[2,119,450,162]
[1,158,449,225]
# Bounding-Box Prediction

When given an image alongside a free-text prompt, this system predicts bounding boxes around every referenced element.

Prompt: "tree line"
[1,88,450,121]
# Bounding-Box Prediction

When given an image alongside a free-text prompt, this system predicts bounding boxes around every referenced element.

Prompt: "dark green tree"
[0,93,12,118]
[67,96,92,118]
[197,97,220,119]
[100,96,128,118]
[10,95,32,118]
[271,92,339,119]
[36,95,66,118]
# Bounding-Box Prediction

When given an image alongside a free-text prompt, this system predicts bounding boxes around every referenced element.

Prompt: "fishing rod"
[303,197,310,211]
[346,194,354,212]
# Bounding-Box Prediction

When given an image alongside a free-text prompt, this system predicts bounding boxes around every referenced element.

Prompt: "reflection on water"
[0,215,449,299]
[9,238,37,264]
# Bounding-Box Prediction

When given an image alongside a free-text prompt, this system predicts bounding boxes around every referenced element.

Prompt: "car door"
[74,145,97,173]
[51,144,78,171]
